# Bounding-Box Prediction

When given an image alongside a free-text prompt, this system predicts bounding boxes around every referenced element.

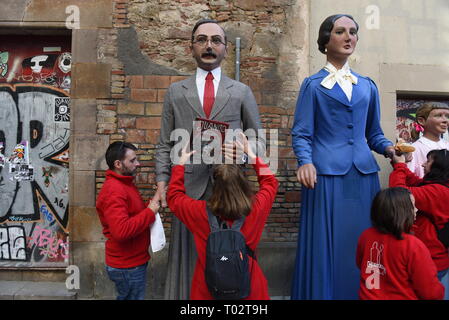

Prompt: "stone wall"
[101,0,310,243]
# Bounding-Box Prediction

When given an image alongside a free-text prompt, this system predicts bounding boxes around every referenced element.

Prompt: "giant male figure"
[154,19,264,299]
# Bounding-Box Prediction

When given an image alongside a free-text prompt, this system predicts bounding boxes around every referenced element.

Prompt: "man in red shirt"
[96,141,159,300]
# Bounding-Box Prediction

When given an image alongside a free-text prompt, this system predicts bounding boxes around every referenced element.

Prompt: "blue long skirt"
[291,166,380,300]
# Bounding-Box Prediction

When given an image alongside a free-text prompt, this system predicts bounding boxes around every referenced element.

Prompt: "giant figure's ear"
[416,116,427,127]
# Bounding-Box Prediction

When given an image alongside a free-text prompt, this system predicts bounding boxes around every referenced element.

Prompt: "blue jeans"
[106,262,148,300]
[438,268,448,281]
[438,269,449,300]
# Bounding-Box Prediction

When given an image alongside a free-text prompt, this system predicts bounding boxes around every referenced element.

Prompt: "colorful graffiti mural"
[0,35,70,267]
[396,98,449,143]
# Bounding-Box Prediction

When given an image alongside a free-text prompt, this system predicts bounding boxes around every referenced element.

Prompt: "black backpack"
[205,208,255,300]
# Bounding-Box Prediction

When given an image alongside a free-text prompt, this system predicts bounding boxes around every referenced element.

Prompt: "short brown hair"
[207,165,254,221]
[371,187,415,240]
[191,19,227,45]
[411,102,449,141]
[105,141,137,170]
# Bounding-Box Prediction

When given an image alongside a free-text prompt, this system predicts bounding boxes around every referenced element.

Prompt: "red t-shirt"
[389,163,449,271]
[167,158,279,300]
[96,170,155,268]
[357,227,444,300]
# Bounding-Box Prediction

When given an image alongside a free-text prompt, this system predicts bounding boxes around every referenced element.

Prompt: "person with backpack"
[167,133,278,299]
[389,149,449,281]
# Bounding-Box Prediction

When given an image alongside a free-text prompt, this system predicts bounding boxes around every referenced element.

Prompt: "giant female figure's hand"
[296,163,317,189]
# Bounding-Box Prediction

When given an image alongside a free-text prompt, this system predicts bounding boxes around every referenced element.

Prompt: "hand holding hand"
[384,145,395,159]
[148,198,160,213]
[153,181,167,208]
[392,152,406,164]
[404,152,413,163]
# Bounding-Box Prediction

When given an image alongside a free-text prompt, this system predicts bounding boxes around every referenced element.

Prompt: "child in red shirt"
[356,187,444,300]
[390,149,449,280]
[167,133,279,300]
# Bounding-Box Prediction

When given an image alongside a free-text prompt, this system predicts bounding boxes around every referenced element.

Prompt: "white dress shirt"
[196,67,221,107]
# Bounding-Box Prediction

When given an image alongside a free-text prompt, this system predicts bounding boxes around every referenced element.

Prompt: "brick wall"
[94,0,304,242]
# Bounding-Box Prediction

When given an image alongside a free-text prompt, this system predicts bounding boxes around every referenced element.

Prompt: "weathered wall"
[0,0,115,299]
[0,35,71,268]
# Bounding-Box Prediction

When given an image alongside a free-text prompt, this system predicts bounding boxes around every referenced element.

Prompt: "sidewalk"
[0,281,76,300]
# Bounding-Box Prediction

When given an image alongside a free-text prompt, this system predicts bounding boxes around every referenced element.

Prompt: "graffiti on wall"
[0,226,26,261]
[0,35,70,268]
[396,98,449,143]
[0,35,71,91]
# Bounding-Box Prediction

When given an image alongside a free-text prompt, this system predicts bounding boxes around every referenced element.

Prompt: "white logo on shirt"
[365,241,386,290]
[220,256,228,261]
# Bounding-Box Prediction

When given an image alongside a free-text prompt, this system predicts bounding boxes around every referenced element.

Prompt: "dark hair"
[422,149,449,184]
[191,19,227,45]
[105,141,137,170]
[207,164,254,220]
[371,187,415,240]
[317,14,359,54]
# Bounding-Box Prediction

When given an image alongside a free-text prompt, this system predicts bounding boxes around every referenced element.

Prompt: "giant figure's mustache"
[201,49,217,59]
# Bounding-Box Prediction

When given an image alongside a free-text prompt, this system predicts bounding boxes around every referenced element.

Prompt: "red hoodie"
[96,170,156,268]
[389,163,449,271]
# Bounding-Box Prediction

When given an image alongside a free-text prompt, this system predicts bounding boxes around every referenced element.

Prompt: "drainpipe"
[235,37,240,82]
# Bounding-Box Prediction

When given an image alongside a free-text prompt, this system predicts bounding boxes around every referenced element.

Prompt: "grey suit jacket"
[155,71,265,200]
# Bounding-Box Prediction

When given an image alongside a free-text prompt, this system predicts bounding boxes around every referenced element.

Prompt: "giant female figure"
[291,14,394,300]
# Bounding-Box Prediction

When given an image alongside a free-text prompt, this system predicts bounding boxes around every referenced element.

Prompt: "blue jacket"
[291,69,392,175]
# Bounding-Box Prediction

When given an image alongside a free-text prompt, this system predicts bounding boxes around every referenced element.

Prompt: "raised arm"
[166,146,208,236]
[234,132,279,248]
[389,156,444,220]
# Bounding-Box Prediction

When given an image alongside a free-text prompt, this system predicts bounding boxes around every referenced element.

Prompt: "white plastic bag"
[150,213,166,253]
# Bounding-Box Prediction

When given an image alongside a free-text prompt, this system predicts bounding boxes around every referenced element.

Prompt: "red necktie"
[203,72,215,118]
